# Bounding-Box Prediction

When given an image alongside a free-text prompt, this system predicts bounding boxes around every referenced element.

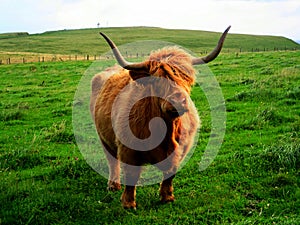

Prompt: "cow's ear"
[128,61,152,80]
[128,61,172,80]
[129,70,150,80]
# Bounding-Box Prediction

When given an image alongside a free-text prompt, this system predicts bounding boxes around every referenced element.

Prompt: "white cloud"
[92,0,300,40]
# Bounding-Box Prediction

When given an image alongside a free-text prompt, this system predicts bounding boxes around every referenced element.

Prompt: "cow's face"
[147,74,190,119]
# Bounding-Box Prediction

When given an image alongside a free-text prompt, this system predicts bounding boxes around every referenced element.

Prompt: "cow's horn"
[192,26,231,65]
[100,32,147,71]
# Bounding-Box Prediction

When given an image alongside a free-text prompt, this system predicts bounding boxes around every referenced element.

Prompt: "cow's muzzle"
[163,91,189,118]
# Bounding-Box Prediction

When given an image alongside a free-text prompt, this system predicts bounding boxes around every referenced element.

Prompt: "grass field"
[0,48,299,224]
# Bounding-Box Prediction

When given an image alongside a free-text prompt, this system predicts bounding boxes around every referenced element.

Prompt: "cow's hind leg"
[101,140,121,191]
[160,174,175,203]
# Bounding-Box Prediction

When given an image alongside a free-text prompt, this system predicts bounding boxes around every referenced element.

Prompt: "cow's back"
[92,66,131,151]
[90,65,123,119]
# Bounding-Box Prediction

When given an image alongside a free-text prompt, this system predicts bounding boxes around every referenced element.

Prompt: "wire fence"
[0,53,149,65]
[0,47,299,65]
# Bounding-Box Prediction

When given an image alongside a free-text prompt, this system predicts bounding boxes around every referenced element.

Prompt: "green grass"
[0,50,300,224]
[0,27,299,56]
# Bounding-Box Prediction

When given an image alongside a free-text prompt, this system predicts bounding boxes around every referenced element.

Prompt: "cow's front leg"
[107,158,121,191]
[160,174,175,203]
[121,164,141,209]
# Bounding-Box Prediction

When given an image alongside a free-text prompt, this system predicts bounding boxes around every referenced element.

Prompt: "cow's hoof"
[107,181,121,191]
[122,201,137,210]
[121,193,136,209]
[161,195,175,203]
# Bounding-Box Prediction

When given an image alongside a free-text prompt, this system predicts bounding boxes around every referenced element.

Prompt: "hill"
[0,32,29,39]
[0,27,299,55]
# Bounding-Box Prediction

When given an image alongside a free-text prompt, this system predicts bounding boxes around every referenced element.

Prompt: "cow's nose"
[169,92,187,108]
[181,97,187,107]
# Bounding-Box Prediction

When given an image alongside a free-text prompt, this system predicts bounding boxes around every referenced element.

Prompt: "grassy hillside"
[0,27,299,56]
[0,51,299,224]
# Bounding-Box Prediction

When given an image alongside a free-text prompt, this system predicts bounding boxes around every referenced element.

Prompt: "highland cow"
[90,26,230,209]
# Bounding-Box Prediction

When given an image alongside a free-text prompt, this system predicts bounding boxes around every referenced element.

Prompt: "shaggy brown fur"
[91,47,200,209]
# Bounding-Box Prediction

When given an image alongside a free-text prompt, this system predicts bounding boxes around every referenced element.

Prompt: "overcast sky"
[0,0,299,41]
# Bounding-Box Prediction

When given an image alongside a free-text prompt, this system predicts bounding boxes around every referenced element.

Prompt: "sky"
[0,0,300,41]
